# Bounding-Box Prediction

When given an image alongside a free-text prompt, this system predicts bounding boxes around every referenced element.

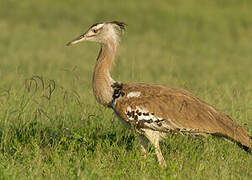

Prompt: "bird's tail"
[226,124,252,152]
[237,134,252,153]
[215,114,252,152]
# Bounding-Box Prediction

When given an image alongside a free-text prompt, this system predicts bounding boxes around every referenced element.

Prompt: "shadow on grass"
[0,120,136,156]
[90,132,136,152]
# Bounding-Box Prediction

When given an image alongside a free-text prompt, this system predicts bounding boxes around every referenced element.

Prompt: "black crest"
[109,21,127,31]
[90,21,127,31]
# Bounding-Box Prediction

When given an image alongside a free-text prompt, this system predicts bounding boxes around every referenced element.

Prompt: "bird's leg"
[154,142,166,168]
[138,134,149,158]
[140,145,147,158]
[142,129,167,168]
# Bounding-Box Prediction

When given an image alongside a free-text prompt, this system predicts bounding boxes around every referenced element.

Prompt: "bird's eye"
[92,29,98,33]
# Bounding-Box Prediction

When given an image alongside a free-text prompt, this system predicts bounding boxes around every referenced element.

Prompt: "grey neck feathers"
[92,38,118,107]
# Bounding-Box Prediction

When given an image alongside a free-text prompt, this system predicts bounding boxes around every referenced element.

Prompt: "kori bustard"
[67,21,251,167]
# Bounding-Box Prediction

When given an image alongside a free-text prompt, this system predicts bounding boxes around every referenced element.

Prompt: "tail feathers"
[214,124,252,153]
[213,132,251,153]
[216,114,252,153]
[240,144,251,153]
[247,136,252,152]
[232,128,252,152]
[233,130,252,153]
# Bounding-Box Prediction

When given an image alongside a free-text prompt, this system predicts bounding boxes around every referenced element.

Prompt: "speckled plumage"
[67,21,252,168]
[110,82,251,167]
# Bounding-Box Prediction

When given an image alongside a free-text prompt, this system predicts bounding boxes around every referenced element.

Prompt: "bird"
[67,21,251,167]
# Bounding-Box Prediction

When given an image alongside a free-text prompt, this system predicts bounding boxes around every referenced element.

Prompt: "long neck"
[92,39,117,107]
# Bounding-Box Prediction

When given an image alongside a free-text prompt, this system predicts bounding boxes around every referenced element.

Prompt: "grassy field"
[0,0,252,179]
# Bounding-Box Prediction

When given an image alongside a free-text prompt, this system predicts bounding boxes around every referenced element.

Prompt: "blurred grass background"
[0,0,251,179]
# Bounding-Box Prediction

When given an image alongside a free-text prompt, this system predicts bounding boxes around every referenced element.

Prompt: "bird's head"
[66,21,126,46]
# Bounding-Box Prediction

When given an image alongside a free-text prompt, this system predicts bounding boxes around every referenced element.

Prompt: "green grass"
[0,0,252,179]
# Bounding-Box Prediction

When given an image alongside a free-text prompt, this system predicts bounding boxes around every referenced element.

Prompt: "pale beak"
[66,33,86,46]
